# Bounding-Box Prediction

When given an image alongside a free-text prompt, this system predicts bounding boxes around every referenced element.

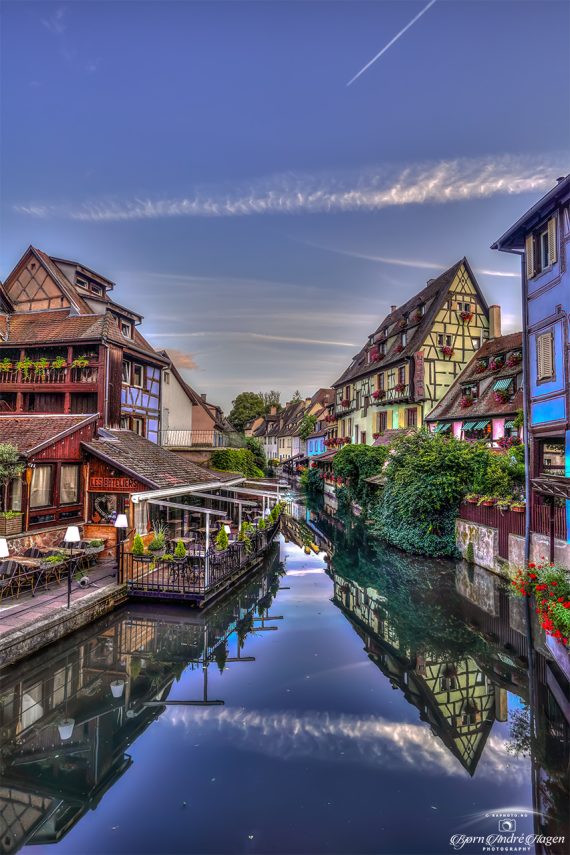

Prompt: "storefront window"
[60,464,80,504]
[30,465,53,508]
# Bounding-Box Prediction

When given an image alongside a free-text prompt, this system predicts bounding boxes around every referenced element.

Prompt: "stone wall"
[456,519,570,579]
[5,523,85,556]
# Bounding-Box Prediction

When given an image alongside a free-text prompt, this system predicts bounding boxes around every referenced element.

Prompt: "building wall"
[121,361,161,443]
[161,368,193,438]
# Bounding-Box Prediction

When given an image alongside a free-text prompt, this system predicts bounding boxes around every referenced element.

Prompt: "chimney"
[201,393,207,402]
[489,305,501,340]
[390,305,397,313]
[557,176,566,183]
[269,406,277,415]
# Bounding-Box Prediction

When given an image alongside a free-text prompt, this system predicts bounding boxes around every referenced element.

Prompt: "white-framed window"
[60,464,80,504]
[526,217,557,278]
[30,465,53,509]
[132,364,144,388]
[120,416,129,429]
[471,336,481,350]
[121,320,133,338]
[122,361,131,384]
[163,370,170,385]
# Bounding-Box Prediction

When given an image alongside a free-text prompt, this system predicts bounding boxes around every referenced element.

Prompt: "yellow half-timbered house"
[332,258,490,445]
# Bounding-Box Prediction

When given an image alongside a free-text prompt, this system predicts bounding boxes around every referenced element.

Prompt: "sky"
[0,0,568,412]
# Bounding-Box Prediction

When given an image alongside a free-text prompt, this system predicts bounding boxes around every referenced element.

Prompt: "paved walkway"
[0,559,118,638]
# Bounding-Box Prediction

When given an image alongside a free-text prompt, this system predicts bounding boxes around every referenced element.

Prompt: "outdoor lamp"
[114,514,128,581]
[0,538,9,559]
[64,526,81,544]
[223,525,231,535]
[114,514,128,529]
[57,718,75,741]
[110,679,126,698]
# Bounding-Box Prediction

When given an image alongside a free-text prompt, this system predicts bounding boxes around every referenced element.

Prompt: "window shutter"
[525,235,534,279]
[547,217,557,264]
[537,333,554,380]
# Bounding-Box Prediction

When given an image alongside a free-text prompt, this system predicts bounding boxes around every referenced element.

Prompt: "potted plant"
[131,533,150,561]
[215,527,229,552]
[459,310,473,323]
[488,357,504,372]
[493,389,511,404]
[86,538,105,554]
[511,500,526,513]
[506,351,522,368]
[440,345,454,358]
[0,358,13,373]
[0,444,24,534]
[394,382,406,393]
[465,493,479,504]
[474,360,487,374]
[34,357,50,376]
[16,356,33,379]
[460,395,474,409]
[477,495,496,507]
[0,510,23,535]
[173,539,187,561]
[52,356,67,370]
[496,498,511,512]
[72,356,89,368]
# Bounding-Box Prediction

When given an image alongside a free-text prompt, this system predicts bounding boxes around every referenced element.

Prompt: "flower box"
[511,503,525,513]
[0,513,23,536]
[394,344,404,353]
[460,396,474,409]
[493,389,511,404]
[488,359,504,372]
[474,360,487,374]
[459,310,474,323]
[394,383,406,393]
[371,389,385,400]
[340,399,350,408]
[440,345,454,358]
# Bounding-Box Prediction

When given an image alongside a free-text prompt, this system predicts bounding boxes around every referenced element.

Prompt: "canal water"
[1,499,568,854]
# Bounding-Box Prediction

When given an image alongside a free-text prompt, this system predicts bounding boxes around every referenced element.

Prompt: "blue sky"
[1,0,568,410]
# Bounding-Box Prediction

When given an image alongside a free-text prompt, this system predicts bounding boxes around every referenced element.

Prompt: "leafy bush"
[299,413,317,441]
[132,534,145,556]
[300,466,323,493]
[245,436,267,471]
[174,539,187,559]
[512,561,570,645]
[210,448,264,478]
[215,527,229,551]
[333,444,388,508]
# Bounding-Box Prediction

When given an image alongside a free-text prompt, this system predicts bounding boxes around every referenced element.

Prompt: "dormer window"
[400,332,407,347]
[120,320,133,339]
[90,283,103,296]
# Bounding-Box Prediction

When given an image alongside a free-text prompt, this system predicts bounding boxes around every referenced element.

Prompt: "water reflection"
[0,545,285,853]
[286,498,569,849]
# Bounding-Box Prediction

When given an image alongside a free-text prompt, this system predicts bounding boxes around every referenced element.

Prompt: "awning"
[493,377,514,391]
[462,420,490,431]
[504,420,515,429]
[462,421,477,431]
[434,423,451,434]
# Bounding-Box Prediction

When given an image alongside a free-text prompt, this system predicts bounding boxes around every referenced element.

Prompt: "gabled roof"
[333,259,488,387]
[161,354,227,430]
[425,333,523,423]
[83,429,237,490]
[491,175,570,251]
[31,247,93,314]
[0,414,98,456]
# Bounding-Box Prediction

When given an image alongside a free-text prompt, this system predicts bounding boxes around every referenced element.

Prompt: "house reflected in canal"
[0,545,284,853]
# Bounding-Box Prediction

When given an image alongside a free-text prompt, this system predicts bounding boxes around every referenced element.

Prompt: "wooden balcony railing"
[0,366,98,385]
[458,500,567,560]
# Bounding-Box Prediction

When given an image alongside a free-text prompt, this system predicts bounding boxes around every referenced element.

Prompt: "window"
[377,411,387,432]
[163,370,170,385]
[462,382,479,400]
[398,366,406,384]
[536,332,554,380]
[526,217,557,278]
[471,336,481,350]
[539,439,565,475]
[388,370,396,388]
[60,464,80,504]
[406,408,417,428]
[120,415,129,429]
[379,372,385,390]
[132,364,144,388]
[400,332,407,346]
[10,477,22,512]
[132,417,145,436]
[437,334,452,347]
[91,283,103,296]
[122,361,131,384]
[379,342,386,355]
[121,321,133,338]
[30,465,53,508]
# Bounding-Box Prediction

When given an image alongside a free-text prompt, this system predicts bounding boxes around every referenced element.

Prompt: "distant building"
[492,175,570,555]
[332,259,490,445]
[425,327,524,447]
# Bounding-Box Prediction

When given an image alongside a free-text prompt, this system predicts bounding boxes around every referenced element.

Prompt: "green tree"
[299,413,317,441]
[259,390,282,412]
[245,436,266,471]
[290,390,302,403]
[0,443,24,512]
[228,392,265,433]
[215,526,229,551]
[333,443,388,509]
[210,448,264,478]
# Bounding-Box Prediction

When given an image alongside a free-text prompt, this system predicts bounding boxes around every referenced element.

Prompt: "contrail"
[347,0,437,86]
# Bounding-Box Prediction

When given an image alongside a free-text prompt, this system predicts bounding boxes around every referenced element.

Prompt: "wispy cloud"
[347,0,437,86]
[14,153,563,223]
[166,348,199,370]
[147,331,357,348]
[42,7,66,35]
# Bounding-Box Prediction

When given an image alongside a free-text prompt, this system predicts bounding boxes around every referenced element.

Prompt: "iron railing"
[120,518,281,602]
[0,366,98,385]
[160,429,246,449]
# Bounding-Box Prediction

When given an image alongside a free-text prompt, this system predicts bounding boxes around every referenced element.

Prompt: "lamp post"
[64,525,81,609]
[114,514,128,582]
[0,538,9,561]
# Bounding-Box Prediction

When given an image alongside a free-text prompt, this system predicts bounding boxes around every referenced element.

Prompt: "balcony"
[0,365,99,386]
[161,429,247,449]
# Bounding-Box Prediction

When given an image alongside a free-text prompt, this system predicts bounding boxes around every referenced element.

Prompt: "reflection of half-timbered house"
[332,259,491,445]
[331,571,501,775]
[0,246,167,441]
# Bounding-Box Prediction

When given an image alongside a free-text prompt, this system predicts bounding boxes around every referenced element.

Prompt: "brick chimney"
[201,393,207,402]
[390,305,397,313]
[489,305,501,340]
[269,406,277,415]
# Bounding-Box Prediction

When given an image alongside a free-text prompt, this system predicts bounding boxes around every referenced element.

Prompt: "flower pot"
[511,506,525,513]
[0,514,23,536]
[466,497,478,504]
[482,501,495,507]
[110,679,126,698]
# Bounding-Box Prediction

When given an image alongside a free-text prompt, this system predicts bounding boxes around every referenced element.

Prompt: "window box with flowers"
[511,562,570,653]
[394,383,406,394]
[371,389,385,400]
[413,309,423,323]
[493,389,511,404]
[460,395,474,409]
[487,357,504,372]
[459,310,474,323]
[465,493,479,504]
[477,496,496,507]
[506,352,522,368]
[474,360,487,374]
[394,344,404,354]
[510,500,525,513]
[497,435,521,450]
[369,347,379,362]
[340,399,350,408]
[439,345,454,359]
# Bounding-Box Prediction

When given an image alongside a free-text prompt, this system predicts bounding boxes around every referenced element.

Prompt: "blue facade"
[493,176,570,544]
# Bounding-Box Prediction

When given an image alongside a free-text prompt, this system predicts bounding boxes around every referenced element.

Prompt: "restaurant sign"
[413,351,425,399]
[89,475,142,493]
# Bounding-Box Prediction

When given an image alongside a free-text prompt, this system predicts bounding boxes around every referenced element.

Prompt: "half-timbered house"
[331,259,490,445]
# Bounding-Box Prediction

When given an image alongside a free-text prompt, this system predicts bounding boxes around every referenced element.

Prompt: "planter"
[466,497,479,504]
[0,514,23,536]
[546,635,570,681]
[481,501,495,507]
[511,505,525,513]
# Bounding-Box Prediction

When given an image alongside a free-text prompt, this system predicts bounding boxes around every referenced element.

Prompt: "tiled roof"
[32,247,93,314]
[0,414,97,455]
[372,429,413,446]
[3,310,107,344]
[426,333,523,422]
[333,259,486,387]
[83,429,238,490]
